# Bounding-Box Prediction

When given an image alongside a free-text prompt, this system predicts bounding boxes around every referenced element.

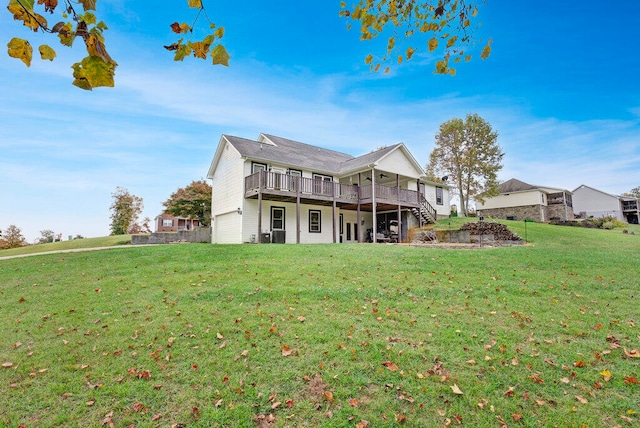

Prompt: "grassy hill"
[0,235,131,258]
[1,221,639,427]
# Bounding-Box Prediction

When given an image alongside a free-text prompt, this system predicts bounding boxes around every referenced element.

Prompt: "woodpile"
[460,221,522,241]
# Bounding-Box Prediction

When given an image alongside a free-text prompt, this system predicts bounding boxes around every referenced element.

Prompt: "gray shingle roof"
[224,134,404,175]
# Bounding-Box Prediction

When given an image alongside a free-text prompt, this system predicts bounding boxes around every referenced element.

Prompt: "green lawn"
[0,235,131,258]
[1,221,639,427]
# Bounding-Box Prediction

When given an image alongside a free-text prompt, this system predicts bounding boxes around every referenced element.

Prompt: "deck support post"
[372,169,377,243]
[257,171,263,243]
[357,173,362,243]
[296,176,301,244]
[397,174,401,243]
[332,183,337,243]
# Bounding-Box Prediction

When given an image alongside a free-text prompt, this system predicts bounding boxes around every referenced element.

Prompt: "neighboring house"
[477,178,574,222]
[572,184,639,224]
[154,212,201,232]
[206,133,450,244]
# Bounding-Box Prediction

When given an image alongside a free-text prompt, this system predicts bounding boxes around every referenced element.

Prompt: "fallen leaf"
[349,398,359,407]
[512,413,523,421]
[503,386,515,397]
[152,413,162,421]
[297,316,306,322]
[282,345,292,357]
[2,362,14,368]
[382,361,399,372]
[624,348,640,358]
[86,399,96,406]
[102,411,114,424]
[544,358,557,366]
[323,391,333,402]
[600,369,612,381]
[560,377,570,384]
[574,360,586,368]
[132,402,144,412]
[624,377,639,384]
[216,332,224,339]
[215,399,223,407]
[450,384,463,395]
[271,401,281,409]
[575,395,588,404]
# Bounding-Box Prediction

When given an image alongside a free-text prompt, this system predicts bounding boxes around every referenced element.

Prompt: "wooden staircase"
[410,196,437,225]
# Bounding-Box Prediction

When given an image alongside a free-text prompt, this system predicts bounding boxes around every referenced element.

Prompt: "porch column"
[357,173,362,243]
[397,174,401,243]
[257,171,263,243]
[372,168,377,243]
[296,176,301,244]
[332,182,337,243]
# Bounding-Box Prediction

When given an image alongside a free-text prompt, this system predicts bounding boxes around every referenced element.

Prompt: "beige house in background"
[572,184,639,224]
[477,178,574,222]
[206,133,451,244]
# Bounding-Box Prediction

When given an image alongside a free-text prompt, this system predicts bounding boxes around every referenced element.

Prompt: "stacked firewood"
[460,221,522,241]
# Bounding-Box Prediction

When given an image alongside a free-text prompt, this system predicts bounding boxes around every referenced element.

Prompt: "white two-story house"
[206,133,450,244]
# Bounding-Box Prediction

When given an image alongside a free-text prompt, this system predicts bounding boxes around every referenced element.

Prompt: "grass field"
[0,235,132,258]
[1,220,639,427]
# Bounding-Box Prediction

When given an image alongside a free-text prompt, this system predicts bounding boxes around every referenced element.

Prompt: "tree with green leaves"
[162,180,212,227]
[109,186,143,235]
[0,224,28,249]
[426,113,504,216]
[623,186,640,198]
[36,229,55,244]
[6,0,490,90]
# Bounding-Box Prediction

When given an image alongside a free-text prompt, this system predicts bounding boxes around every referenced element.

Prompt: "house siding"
[211,141,245,243]
[377,149,423,178]
[572,186,625,221]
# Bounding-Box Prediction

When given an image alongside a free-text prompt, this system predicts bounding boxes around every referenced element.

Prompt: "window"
[271,207,285,230]
[162,219,173,227]
[346,223,352,241]
[436,186,443,205]
[288,169,302,177]
[252,162,267,174]
[309,210,321,233]
[339,214,344,234]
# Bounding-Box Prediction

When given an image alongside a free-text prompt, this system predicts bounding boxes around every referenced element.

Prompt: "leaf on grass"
[450,384,463,395]
[323,391,333,402]
[512,413,523,421]
[624,348,640,358]
[349,398,359,407]
[575,395,588,404]
[281,345,292,357]
[544,359,557,366]
[2,362,14,368]
[502,386,515,397]
[600,370,612,381]
[101,411,113,424]
[382,361,399,371]
[132,402,144,412]
[624,377,639,384]
[574,360,586,368]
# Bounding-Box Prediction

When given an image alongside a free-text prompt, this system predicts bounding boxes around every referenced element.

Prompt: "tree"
[6,0,489,90]
[426,113,504,216]
[36,229,55,244]
[109,186,143,235]
[623,186,640,198]
[0,224,28,249]
[162,179,212,227]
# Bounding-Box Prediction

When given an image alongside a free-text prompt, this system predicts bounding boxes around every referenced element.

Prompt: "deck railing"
[245,171,359,200]
[245,171,425,205]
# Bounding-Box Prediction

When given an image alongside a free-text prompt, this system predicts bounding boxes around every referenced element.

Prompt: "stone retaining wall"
[132,228,211,245]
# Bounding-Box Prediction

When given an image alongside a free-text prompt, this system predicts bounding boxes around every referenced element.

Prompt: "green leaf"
[7,38,32,67]
[39,44,56,61]
[72,55,116,90]
[174,43,191,61]
[211,44,230,66]
[57,22,75,47]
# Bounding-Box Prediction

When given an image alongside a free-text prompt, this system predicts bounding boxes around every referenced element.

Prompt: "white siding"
[572,186,624,220]
[478,191,544,210]
[376,149,423,179]
[211,141,245,243]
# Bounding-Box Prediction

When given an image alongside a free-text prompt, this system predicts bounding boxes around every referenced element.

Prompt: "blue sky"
[1,1,639,242]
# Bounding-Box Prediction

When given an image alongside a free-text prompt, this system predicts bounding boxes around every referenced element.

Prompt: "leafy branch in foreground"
[340,0,491,75]
[7,0,117,89]
[5,0,489,89]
